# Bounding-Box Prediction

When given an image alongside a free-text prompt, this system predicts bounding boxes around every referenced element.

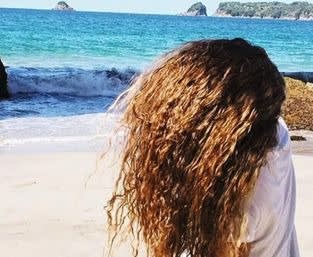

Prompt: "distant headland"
[52,1,75,11]
[214,1,313,20]
[179,2,208,16]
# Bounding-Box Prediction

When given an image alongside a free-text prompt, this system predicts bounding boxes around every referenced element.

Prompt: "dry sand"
[0,151,312,257]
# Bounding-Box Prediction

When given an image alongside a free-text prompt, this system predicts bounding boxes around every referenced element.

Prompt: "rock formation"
[215,1,313,20]
[290,135,306,141]
[0,59,9,99]
[180,2,208,16]
[52,1,74,11]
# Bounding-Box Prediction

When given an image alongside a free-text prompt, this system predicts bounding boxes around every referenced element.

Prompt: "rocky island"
[215,1,313,20]
[52,1,75,11]
[0,59,9,99]
[180,2,208,16]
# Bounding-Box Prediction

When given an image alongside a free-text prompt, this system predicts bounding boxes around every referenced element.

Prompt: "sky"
[0,0,312,15]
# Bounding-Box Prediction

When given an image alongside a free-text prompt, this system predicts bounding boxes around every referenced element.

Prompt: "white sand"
[0,153,115,257]
[0,152,312,257]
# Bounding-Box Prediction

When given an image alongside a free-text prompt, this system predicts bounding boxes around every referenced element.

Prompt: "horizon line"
[0,6,218,16]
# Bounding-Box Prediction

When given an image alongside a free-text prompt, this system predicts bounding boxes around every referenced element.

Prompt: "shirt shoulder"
[276,117,291,151]
[246,118,295,242]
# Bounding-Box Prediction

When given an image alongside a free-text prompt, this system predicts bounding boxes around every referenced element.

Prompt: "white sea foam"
[7,67,137,97]
[0,112,125,150]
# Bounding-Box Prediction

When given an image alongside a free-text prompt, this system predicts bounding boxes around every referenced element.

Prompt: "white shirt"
[246,118,300,257]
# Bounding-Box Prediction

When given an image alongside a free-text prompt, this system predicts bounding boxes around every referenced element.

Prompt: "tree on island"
[215,1,313,20]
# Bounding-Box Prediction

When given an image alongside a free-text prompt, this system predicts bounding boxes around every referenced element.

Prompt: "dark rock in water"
[180,2,208,16]
[0,59,9,99]
[106,68,123,79]
[282,72,313,83]
[52,1,74,11]
[290,135,306,141]
[106,68,137,84]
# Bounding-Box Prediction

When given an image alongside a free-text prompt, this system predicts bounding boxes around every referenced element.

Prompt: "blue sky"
[0,0,312,15]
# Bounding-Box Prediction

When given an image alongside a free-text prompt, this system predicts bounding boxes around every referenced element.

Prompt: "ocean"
[1,8,313,151]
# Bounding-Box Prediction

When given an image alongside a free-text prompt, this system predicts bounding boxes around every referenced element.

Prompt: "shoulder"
[276,117,291,151]
[246,117,295,241]
[256,118,294,205]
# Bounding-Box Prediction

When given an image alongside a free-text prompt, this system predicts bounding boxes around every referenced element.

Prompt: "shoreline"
[2,137,312,155]
[213,13,313,21]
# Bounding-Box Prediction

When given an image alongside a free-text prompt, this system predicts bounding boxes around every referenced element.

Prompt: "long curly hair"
[106,38,285,257]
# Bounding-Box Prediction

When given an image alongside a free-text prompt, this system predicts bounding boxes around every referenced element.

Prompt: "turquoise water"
[1,8,313,70]
[1,8,313,120]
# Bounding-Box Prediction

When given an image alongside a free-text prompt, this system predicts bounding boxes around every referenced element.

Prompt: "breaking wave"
[7,67,138,97]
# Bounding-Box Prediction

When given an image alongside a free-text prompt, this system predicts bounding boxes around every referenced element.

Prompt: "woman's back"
[247,118,299,257]
[106,38,299,257]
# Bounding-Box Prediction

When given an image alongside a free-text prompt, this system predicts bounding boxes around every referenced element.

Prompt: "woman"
[106,38,300,257]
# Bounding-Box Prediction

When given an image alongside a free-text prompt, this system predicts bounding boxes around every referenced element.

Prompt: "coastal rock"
[283,77,313,131]
[52,1,74,11]
[290,135,306,141]
[180,2,208,16]
[214,2,313,20]
[0,59,9,99]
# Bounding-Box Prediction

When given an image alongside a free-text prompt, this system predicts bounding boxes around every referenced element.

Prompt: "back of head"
[107,38,285,257]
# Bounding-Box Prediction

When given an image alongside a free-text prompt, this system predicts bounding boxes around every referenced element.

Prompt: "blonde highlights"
[107,39,285,257]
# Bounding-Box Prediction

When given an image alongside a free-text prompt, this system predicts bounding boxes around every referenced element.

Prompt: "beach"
[1,8,313,257]
[0,151,114,257]
[0,142,312,257]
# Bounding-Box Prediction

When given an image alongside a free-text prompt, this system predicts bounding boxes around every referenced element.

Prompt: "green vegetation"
[215,1,313,19]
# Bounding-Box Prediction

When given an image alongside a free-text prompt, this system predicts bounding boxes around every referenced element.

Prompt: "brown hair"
[107,38,285,257]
